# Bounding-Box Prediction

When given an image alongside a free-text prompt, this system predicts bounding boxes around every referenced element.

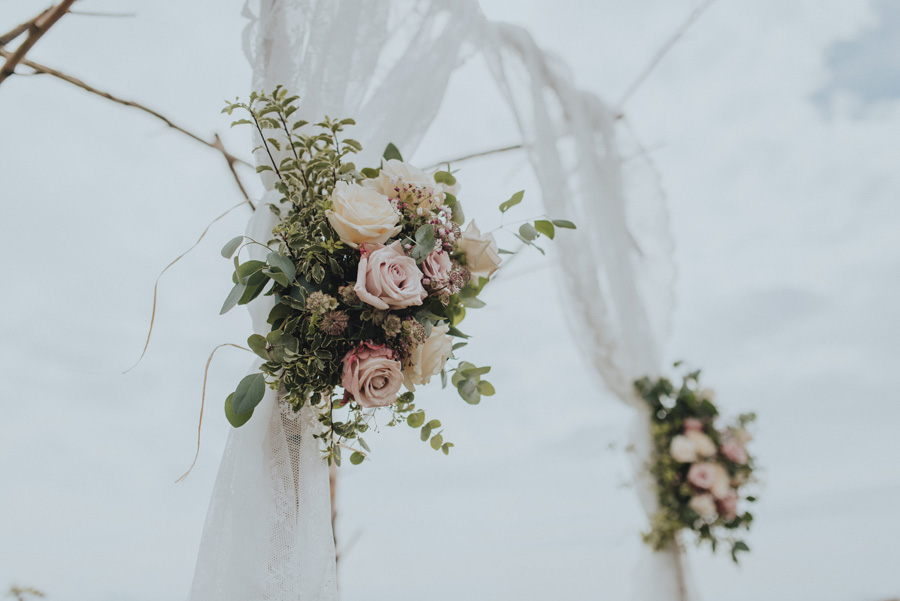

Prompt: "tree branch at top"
[0,0,77,85]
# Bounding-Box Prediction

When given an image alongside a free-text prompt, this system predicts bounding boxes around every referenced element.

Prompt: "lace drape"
[188,1,683,599]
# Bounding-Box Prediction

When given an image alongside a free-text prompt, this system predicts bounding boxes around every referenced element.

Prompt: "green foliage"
[499,190,524,213]
[383,142,403,161]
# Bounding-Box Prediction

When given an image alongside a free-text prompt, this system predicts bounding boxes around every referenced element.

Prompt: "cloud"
[813,0,900,115]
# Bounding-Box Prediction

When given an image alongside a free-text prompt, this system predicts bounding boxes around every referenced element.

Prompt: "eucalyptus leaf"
[221,236,244,258]
[350,451,364,465]
[406,411,425,428]
[458,379,480,404]
[267,252,297,282]
[447,325,470,339]
[224,393,253,428]
[433,171,456,186]
[499,190,524,213]
[430,433,443,450]
[519,223,539,242]
[232,372,266,414]
[461,296,486,309]
[220,283,246,315]
[477,380,496,396]
[534,220,555,239]
[551,219,576,229]
[247,334,270,360]
[263,268,291,288]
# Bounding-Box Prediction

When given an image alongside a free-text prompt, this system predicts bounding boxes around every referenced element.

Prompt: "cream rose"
[367,159,443,209]
[458,220,501,281]
[326,181,401,248]
[669,435,698,463]
[354,241,427,310]
[403,323,453,391]
[371,159,437,192]
[689,494,718,520]
[685,430,717,458]
[340,342,403,408]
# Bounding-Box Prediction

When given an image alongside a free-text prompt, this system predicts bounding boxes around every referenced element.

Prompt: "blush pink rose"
[687,462,717,490]
[721,439,749,464]
[354,241,427,310]
[340,342,403,408]
[683,418,704,432]
[716,489,739,520]
[422,249,451,289]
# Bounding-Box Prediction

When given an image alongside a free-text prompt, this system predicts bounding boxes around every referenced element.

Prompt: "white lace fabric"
[189,1,682,599]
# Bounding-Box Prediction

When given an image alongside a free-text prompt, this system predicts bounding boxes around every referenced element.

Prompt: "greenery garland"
[634,365,758,562]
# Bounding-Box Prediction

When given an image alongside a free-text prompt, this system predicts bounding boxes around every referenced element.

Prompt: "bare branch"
[616,0,717,109]
[0,49,253,175]
[214,134,255,209]
[0,0,77,85]
[68,10,137,18]
[427,143,524,170]
[0,7,53,47]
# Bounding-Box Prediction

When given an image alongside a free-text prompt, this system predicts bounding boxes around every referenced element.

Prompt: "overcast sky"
[1,1,899,600]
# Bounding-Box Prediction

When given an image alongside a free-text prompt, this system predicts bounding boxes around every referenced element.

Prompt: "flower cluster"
[634,367,757,562]
[218,88,574,466]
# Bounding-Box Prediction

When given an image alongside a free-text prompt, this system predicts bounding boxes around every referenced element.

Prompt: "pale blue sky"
[1,1,898,600]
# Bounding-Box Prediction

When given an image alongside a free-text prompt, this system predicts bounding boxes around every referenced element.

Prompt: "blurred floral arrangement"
[634,366,757,562]
[218,87,575,465]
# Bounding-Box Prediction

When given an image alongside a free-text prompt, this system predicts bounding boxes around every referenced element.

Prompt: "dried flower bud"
[319,310,349,335]
[338,284,359,305]
[306,291,338,314]
[383,314,402,337]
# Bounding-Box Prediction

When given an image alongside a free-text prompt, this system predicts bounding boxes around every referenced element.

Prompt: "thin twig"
[175,342,252,483]
[123,200,252,375]
[616,0,718,109]
[69,10,137,18]
[0,49,253,173]
[0,0,77,85]
[427,143,523,170]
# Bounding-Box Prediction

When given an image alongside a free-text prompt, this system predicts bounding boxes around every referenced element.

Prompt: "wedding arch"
[186,0,692,599]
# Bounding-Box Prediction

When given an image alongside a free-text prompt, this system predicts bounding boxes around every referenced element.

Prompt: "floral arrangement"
[634,366,757,562]
[218,87,575,466]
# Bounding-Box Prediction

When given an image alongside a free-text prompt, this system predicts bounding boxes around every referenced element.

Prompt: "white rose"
[368,159,443,208]
[326,181,401,248]
[457,220,502,282]
[685,430,717,458]
[403,323,453,391]
[689,493,718,520]
[669,435,698,463]
[710,463,732,499]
